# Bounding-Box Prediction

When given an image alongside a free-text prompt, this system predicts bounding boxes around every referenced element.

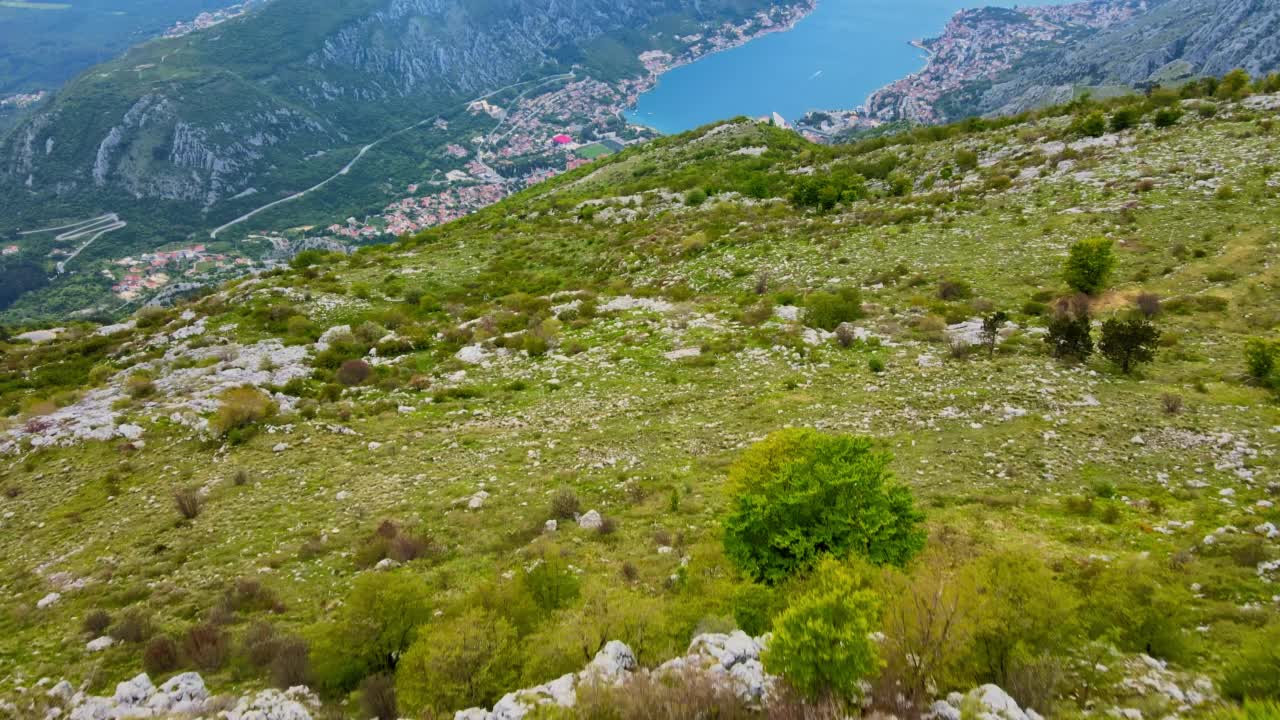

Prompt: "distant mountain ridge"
[0,0,779,227]
[865,0,1280,124]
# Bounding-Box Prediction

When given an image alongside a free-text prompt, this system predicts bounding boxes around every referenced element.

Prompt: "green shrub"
[1072,112,1107,138]
[732,584,781,637]
[804,287,863,331]
[1046,298,1094,361]
[1223,625,1280,700]
[962,551,1079,687]
[522,552,581,612]
[1064,237,1116,295]
[1200,701,1280,720]
[312,572,432,694]
[1080,560,1196,664]
[1245,338,1280,386]
[211,386,277,437]
[1109,107,1140,132]
[722,429,925,584]
[937,279,973,301]
[549,488,581,520]
[1099,316,1160,373]
[764,557,881,701]
[396,608,520,715]
[1153,108,1183,128]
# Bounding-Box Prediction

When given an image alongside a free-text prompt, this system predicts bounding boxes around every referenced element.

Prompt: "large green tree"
[1064,237,1116,295]
[722,429,925,584]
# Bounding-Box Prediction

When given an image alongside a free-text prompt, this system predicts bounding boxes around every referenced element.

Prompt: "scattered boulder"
[577,510,603,530]
[85,636,114,652]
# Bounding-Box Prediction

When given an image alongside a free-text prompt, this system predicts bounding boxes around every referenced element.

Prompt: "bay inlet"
[625,0,1058,134]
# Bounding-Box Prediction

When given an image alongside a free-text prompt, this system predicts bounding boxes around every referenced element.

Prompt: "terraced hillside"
[2,89,1280,719]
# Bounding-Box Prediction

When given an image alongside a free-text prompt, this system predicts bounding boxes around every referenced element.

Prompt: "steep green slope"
[2,92,1280,717]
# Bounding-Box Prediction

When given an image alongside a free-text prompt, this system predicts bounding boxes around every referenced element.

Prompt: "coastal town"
[0,91,46,111]
[862,1,1144,124]
[163,1,262,38]
[314,0,819,240]
[106,245,250,301]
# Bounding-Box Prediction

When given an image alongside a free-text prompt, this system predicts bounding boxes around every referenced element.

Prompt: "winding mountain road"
[209,72,575,239]
[21,213,128,274]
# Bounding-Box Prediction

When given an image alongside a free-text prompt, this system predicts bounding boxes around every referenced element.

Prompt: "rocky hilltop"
[1,86,1278,718]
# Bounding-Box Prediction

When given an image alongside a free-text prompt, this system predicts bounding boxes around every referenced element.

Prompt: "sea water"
[626,0,1058,133]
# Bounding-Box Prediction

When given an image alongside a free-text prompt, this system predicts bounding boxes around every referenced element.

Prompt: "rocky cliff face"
[972,0,1280,118]
[866,0,1280,124]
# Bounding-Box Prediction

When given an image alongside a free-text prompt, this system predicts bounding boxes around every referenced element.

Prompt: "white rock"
[47,681,74,703]
[965,684,1030,720]
[158,672,207,705]
[580,640,637,682]
[37,592,61,609]
[925,699,962,720]
[577,510,603,530]
[468,490,490,510]
[456,345,490,365]
[663,347,702,361]
[85,636,115,652]
[112,673,155,706]
[272,442,289,453]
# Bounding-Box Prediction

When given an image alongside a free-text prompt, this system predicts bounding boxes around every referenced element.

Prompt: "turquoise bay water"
[626,0,1056,134]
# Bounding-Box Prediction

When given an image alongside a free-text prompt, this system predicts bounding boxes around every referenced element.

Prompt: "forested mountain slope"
[0,0,780,227]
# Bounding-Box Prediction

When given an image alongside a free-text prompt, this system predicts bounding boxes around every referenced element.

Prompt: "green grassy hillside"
[1,89,1279,718]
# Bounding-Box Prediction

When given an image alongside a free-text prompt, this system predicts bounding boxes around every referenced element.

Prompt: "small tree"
[804,287,863,331]
[311,572,431,694]
[336,359,372,386]
[1045,297,1094,361]
[1100,316,1160,373]
[764,557,881,702]
[396,608,520,715]
[1244,338,1280,388]
[963,551,1079,688]
[1216,68,1252,101]
[1072,112,1106,138]
[1064,237,1116,295]
[980,311,1008,357]
[722,429,925,584]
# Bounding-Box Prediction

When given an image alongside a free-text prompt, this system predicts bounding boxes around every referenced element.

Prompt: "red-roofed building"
[552,134,573,145]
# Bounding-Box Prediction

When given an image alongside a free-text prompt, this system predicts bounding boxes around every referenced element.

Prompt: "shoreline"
[619,0,819,134]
